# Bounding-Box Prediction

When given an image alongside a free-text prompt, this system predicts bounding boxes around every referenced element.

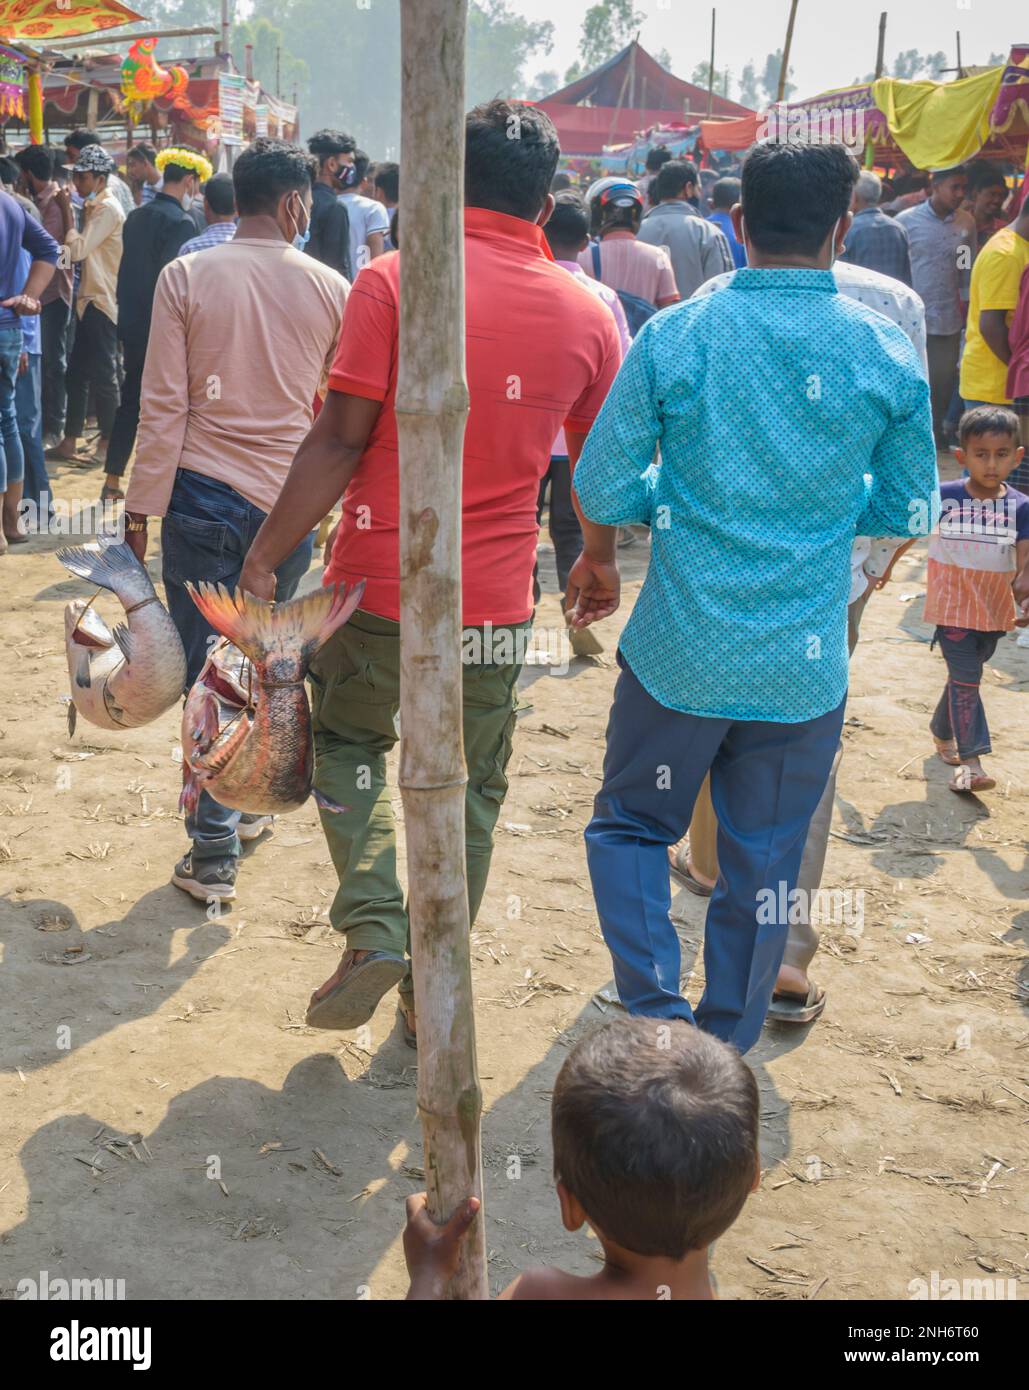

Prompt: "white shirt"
[694,261,931,604]
[339,192,390,277]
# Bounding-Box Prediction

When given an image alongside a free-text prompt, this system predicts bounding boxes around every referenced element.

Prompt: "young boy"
[925,406,1029,792]
[403,1016,760,1300]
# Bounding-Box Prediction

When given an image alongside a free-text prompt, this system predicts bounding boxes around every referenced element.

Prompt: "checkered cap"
[68,145,116,175]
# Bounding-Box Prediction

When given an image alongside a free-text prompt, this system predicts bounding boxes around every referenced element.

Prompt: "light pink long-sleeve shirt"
[125,237,348,519]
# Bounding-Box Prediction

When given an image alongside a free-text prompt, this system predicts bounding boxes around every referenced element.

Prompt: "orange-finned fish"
[58,540,187,735]
[180,580,364,816]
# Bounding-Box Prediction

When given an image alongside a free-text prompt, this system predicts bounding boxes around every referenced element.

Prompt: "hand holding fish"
[237,554,277,602]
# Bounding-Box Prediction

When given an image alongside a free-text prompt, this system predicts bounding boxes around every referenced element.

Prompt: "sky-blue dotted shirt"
[574,267,938,723]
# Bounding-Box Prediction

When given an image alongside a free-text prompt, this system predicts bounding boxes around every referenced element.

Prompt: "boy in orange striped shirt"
[925,406,1029,792]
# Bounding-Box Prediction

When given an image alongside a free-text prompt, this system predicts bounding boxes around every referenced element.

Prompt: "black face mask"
[337,164,358,190]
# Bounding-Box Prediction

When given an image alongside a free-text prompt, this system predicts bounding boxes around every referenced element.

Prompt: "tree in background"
[654,47,674,73]
[525,69,560,100]
[231,16,308,105]
[466,0,553,108]
[737,50,793,108]
[564,0,644,85]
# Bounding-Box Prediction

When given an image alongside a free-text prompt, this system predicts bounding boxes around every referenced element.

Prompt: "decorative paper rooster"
[120,37,189,114]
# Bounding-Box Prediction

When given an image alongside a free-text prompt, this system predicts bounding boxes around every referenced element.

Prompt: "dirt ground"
[1,453,1027,1302]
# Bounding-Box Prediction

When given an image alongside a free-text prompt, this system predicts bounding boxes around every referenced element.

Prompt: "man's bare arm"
[980,308,1011,366]
[238,391,381,599]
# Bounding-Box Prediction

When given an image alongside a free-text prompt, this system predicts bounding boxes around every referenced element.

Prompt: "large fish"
[180,580,364,816]
[58,541,187,735]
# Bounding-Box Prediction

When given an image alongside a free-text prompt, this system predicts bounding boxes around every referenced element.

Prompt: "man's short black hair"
[127,142,157,165]
[161,162,196,185]
[203,171,236,217]
[653,159,698,202]
[14,144,54,182]
[66,128,100,151]
[966,161,1006,193]
[543,191,589,253]
[0,156,17,188]
[711,175,741,211]
[959,404,1020,446]
[232,137,315,217]
[307,128,356,168]
[353,150,370,185]
[465,98,560,221]
[552,1017,759,1258]
[742,141,858,257]
[645,146,672,173]
[930,164,966,185]
[374,160,399,203]
[550,170,572,193]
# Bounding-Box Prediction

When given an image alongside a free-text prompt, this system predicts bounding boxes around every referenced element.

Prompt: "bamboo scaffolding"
[396,0,485,1301]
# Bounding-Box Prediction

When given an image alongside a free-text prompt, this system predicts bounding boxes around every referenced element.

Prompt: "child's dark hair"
[544,191,589,252]
[552,1016,759,1259]
[959,404,1019,446]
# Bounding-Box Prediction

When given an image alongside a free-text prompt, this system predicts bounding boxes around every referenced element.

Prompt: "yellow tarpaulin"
[0,1,144,42]
[871,67,1005,170]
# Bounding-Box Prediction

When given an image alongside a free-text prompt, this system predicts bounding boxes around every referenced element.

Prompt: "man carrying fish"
[123,138,350,903]
[239,101,621,1044]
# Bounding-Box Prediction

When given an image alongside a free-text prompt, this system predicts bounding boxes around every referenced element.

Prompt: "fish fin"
[179,771,200,816]
[56,540,151,596]
[312,787,350,815]
[112,624,133,663]
[186,580,366,666]
[67,701,77,737]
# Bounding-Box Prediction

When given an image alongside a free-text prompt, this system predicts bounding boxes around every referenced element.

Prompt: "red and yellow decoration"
[121,36,188,116]
[0,1,144,41]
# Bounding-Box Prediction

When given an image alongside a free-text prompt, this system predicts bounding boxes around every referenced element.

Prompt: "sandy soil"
[1,454,1026,1302]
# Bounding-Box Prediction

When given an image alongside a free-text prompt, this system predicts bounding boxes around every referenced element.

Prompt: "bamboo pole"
[874,11,887,80]
[706,9,716,117]
[396,0,484,1301]
[778,0,799,102]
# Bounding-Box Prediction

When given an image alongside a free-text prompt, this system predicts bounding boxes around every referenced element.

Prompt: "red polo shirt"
[323,207,622,624]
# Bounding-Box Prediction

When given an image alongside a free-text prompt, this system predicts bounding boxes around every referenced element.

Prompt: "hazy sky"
[514,0,1017,99]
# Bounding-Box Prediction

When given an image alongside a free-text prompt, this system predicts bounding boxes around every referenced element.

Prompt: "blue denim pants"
[929,626,1002,759]
[16,352,50,528]
[585,652,845,1055]
[161,469,314,861]
[0,325,25,493]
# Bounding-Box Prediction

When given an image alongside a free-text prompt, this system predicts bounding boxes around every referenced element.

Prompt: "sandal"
[767,979,826,1024]
[933,737,961,766]
[305,949,406,1031]
[668,841,714,897]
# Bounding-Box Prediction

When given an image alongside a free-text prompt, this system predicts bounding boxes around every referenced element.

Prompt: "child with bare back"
[403,1015,760,1301]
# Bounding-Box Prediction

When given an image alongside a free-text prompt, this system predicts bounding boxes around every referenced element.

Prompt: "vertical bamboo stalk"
[396,0,483,1301]
[874,11,888,80]
[778,0,799,102]
[706,9,716,118]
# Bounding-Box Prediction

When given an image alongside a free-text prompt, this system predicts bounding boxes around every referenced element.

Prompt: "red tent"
[535,39,754,156]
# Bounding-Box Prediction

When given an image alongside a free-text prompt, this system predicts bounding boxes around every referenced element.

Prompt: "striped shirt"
[178,221,236,256]
[924,479,1029,632]
[578,230,679,307]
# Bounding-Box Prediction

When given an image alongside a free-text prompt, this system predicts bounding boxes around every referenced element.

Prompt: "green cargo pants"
[308,609,526,977]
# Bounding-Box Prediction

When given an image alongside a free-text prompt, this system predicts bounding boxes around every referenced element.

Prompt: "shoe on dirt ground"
[238,813,275,842]
[172,852,237,902]
[306,949,407,1030]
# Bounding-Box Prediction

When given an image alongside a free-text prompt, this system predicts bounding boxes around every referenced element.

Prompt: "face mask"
[827,216,841,268]
[85,190,98,203]
[338,164,357,190]
[288,195,310,250]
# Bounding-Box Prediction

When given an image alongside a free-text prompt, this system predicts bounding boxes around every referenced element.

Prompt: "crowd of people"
[4,103,1029,1299]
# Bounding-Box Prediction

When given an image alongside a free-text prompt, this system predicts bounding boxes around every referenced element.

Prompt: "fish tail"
[56,540,153,599]
[186,580,366,666]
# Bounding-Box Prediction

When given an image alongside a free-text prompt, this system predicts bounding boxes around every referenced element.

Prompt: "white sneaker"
[1017,630,1029,648]
[237,813,275,842]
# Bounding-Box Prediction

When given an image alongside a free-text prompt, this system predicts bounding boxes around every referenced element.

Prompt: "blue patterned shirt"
[574,267,937,723]
[177,221,236,256]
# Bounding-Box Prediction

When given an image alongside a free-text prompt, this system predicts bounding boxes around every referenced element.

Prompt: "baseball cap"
[67,145,116,175]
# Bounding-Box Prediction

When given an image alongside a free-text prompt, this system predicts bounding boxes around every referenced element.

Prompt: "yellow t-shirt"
[960,226,1029,404]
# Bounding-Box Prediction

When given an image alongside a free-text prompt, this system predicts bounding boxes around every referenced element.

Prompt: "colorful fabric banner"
[0,41,24,117]
[217,70,245,146]
[871,68,1006,169]
[0,1,144,41]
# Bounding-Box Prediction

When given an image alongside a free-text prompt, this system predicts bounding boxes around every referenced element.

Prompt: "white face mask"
[828,216,842,268]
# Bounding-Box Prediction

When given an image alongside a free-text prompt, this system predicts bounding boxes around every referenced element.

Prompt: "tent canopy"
[536,39,753,156]
[0,1,144,42]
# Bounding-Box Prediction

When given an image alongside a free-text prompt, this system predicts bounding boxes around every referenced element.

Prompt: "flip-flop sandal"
[767,980,826,1024]
[397,998,417,1050]
[305,951,406,1031]
[948,767,995,794]
[933,739,961,766]
[667,842,714,897]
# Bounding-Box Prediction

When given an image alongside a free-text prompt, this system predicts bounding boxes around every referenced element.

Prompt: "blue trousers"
[161,469,314,861]
[0,324,24,493]
[585,652,845,1054]
[16,352,51,528]
[929,625,1001,759]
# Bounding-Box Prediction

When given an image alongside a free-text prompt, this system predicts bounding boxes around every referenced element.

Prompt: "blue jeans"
[16,352,50,528]
[585,652,845,1054]
[930,626,1002,759]
[161,469,315,861]
[0,325,25,493]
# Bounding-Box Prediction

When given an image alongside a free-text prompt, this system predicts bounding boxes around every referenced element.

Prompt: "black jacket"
[308,180,352,281]
[116,191,195,348]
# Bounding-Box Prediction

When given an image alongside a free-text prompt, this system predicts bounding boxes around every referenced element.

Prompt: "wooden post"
[874,11,887,79]
[706,8,716,117]
[396,0,484,1301]
[956,31,964,79]
[778,0,799,102]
